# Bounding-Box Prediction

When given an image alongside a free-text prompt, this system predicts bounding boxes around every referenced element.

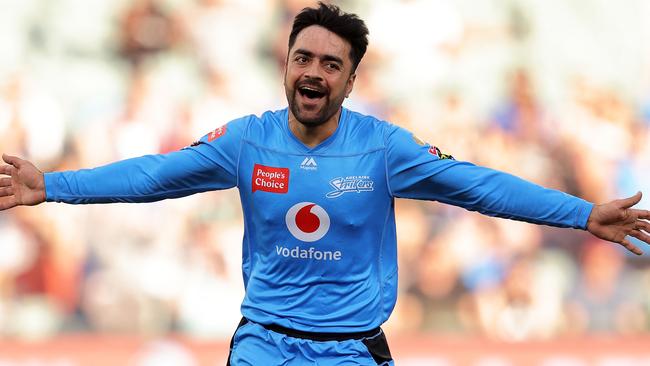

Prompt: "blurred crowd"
[1,0,650,342]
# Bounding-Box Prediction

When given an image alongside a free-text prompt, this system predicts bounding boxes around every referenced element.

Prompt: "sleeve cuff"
[44,172,59,202]
[576,200,594,230]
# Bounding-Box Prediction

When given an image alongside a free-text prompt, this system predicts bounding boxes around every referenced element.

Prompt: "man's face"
[284,25,356,127]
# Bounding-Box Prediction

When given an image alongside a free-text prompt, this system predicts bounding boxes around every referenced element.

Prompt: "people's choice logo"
[252,164,289,194]
[285,202,330,242]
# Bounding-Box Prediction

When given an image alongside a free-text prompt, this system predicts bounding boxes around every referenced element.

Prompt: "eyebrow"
[294,48,344,65]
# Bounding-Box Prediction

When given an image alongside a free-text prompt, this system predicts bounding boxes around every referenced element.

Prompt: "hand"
[586,192,650,255]
[0,153,46,210]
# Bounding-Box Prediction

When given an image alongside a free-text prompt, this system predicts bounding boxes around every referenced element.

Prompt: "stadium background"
[1,0,650,364]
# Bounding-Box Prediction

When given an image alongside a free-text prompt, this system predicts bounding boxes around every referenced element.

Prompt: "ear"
[345,73,356,98]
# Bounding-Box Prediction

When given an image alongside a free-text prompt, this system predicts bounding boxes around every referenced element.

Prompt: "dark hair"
[288,2,369,73]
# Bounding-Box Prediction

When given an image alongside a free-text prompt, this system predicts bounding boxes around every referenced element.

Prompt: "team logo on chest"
[326,176,374,198]
[285,202,330,242]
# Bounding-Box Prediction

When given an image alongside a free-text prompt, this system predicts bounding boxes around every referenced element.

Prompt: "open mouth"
[298,86,326,100]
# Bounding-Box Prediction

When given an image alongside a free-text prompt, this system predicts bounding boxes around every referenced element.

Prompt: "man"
[1,2,649,365]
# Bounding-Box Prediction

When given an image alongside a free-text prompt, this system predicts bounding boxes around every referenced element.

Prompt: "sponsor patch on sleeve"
[207,124,227,142]
[428,146,454,160]
[412,133,455,160]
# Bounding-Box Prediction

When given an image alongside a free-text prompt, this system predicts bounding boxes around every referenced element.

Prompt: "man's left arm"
[384,124,650,254]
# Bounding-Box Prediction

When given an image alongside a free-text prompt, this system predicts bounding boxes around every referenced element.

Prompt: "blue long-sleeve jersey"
[45,107,593,332]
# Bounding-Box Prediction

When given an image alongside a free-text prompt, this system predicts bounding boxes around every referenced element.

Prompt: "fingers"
[618,191,643,209]
[636,220,650,233]
[0,186,12,198]
[620,239,643,256]
[630,229,650,245]
[0,196,17,211]
[0,164,13,176]
[0,177,13,198]
[631,209,650,221]
[1,153,22,168]
[0,161,18,210]
[2,153,13,165]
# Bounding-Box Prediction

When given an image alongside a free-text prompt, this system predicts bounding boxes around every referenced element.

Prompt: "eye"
[294,55,308,64]
[325,63,341,71]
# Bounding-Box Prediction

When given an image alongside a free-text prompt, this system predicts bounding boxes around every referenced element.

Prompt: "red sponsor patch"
[428,146,454,160]
[252,164,289,193]
[207,125,227,142]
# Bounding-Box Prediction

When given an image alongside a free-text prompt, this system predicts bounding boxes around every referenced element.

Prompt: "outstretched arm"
[587,192,650,255]
[385,125,650,256]
[1,140,238,207]
[0,118,246,208]
[0,153,46,210]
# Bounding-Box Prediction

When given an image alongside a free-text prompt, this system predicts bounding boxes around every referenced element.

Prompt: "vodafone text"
[275,245,342,261]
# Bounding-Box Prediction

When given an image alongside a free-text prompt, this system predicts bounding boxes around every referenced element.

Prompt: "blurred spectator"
[0,74,27,158]
[565,239,647,335]
[118,0,180,69]
[491,69,546,143]
[112,68,162,159]
[560,77,636,202]
[188,67,246,139]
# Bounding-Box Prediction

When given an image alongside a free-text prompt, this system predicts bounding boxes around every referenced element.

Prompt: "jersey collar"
[282,107,348,154]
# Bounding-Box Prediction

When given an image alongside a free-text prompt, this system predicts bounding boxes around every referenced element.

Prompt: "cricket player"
[1,2,649,365]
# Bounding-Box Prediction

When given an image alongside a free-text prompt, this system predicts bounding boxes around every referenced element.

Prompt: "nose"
[304,61,323,80]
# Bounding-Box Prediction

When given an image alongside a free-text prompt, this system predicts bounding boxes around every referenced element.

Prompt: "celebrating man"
[1,3,649,365]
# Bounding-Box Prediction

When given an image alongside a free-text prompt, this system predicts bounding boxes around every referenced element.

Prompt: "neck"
[288,108,342,148]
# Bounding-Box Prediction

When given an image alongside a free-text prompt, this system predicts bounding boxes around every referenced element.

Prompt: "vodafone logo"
[285,202,330,242]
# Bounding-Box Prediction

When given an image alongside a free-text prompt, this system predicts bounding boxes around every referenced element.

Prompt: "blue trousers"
[227,319,395,365]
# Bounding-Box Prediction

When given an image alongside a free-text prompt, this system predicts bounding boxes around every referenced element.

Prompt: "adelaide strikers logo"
[285,202,330,242]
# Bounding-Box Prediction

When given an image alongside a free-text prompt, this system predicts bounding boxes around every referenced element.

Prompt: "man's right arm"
[44,146,238,204]
[0,116,247,208]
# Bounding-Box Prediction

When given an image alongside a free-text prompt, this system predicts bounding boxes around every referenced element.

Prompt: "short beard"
[286,87,346,127]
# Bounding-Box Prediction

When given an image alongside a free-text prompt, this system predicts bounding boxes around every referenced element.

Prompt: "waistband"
[240,317,383,342]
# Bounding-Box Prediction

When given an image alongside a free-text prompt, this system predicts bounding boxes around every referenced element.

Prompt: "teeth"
[298,85,325,99]
[299,84,323,90]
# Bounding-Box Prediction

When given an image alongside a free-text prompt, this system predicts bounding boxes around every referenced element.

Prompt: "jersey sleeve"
[44,116,248,204]
[384,124,593,229]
